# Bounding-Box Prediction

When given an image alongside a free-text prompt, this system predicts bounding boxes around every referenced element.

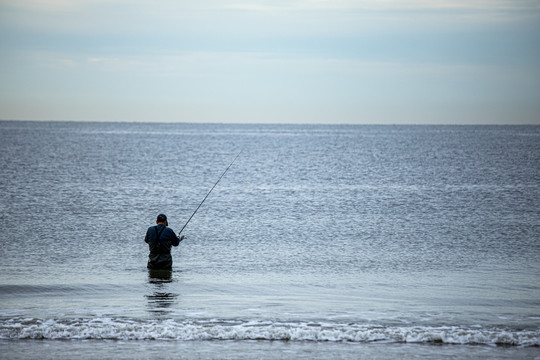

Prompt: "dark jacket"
[145,224,181,269]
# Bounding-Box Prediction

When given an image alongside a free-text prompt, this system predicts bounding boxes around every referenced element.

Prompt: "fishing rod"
[178,151,242,235]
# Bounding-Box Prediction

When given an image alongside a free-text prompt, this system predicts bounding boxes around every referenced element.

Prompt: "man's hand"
[179,235,185,242]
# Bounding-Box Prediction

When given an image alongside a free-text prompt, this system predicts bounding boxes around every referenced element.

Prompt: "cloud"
[3,0,538,13]
[0,0,104,12]
[218,0,540,13]
[1,0,538,123]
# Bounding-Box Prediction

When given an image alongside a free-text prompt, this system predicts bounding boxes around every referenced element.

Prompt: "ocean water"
[0,121,539,359]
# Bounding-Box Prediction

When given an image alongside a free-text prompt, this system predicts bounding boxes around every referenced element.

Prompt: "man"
[145,214,184,270]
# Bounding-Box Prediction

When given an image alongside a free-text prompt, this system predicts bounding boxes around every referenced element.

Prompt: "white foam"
[1,318,539,346]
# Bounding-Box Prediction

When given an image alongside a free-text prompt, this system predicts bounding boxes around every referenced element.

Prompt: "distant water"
[0,121,539,359]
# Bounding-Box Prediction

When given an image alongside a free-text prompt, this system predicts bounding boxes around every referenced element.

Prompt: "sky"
[0,0,539,124]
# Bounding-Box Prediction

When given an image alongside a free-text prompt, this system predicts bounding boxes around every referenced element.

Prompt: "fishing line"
[178,151,242,235]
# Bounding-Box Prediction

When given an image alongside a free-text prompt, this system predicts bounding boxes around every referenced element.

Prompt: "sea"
[0,121,539,359]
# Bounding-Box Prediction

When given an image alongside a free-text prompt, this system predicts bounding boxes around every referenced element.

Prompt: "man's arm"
[170,230,184,247]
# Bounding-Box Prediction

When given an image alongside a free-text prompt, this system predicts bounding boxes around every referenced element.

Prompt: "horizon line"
[1,119,539,126]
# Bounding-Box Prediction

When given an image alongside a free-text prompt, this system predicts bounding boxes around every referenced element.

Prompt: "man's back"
[145,223,180,269]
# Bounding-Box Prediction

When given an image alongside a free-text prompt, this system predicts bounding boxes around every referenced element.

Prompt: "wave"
[1,318,538,346]
[0,284,124,296]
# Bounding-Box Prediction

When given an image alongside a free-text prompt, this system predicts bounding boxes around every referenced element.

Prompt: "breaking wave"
[1,318,538,346]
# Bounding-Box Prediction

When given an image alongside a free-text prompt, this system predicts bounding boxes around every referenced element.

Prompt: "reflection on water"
[146,269,178,315]
[148,269,173,284]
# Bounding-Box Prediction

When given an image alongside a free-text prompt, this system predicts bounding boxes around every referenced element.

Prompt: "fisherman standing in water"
[145,214,184,270]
